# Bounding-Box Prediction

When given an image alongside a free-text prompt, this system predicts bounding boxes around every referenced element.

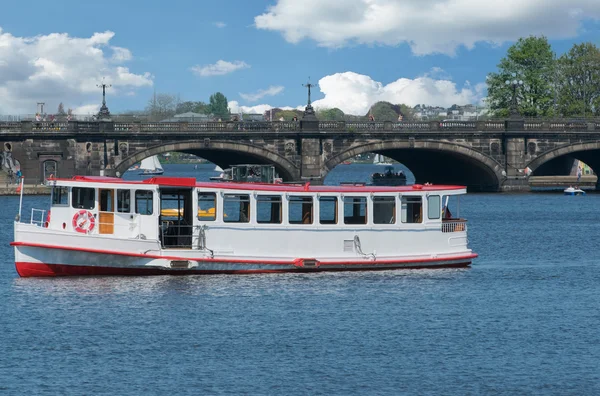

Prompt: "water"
[2,164,600,395]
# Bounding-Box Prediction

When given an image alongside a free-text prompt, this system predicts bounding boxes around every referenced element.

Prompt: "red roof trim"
[142,177,197,187]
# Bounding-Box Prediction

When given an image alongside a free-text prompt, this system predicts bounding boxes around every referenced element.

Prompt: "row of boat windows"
[54,187,154,215]
[199,193,441,225]
[54,187,443,225]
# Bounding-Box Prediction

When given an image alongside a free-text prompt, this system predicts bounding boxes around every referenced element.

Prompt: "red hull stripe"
[15,261,472,277]
[11,240,477,266]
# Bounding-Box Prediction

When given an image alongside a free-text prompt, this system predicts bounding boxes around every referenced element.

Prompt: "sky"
[0,0,599,116]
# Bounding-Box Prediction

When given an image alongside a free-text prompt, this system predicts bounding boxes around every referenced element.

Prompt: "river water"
[1,164,599,395]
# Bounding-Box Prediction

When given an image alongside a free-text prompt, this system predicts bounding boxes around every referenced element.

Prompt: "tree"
[176,101,210,115]
[57,102,66,115]
[208,92,229,120]
[145,93,178,120]
[368,102,403,121]
[317,108,345,121]
[486,36,555,117]
[556,42,600,117]
[273,109,301,120]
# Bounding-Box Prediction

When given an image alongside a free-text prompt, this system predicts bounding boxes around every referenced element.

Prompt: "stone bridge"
[1,118,600,192]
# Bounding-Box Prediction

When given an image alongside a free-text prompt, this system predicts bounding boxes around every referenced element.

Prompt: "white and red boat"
[11,174,477,277]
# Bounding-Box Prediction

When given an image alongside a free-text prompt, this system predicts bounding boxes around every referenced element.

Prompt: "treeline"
[269,103,416,122]
[487,37,600,117]
[144,92,230,120]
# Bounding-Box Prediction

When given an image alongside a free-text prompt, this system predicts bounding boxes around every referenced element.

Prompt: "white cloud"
[228,100,296,115]
[214,22,227,28]
[190,60,250,77]
[230,70,485,116]
[72,104,100,115]
[0,28,153,114]
[255,0,600,55]
[110,46,132,62]
[239,85,284,102]
[311,71,485,114]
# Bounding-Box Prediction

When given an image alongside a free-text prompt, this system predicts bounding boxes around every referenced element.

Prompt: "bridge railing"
[2,119,600,133]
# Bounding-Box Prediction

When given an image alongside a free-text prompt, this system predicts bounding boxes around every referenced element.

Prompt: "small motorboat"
[564,187,586,196]
[209,168,232,181]
[371,166,407,186]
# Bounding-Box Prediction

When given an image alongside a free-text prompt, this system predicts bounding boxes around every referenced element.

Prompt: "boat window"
[72,187,95,210]
[100,190,114,212]
[373,196,395,224]
[223,194,250,223]
[344,196,367,225]
[52,186,69,206]
[289,196,313,224]
[401,196,422,223]
[198,192,216,221]
[117,189,131,213]
[319,196,337,224]
[428,195,441,219]
[135,190,154,215]
[257,195,282,224]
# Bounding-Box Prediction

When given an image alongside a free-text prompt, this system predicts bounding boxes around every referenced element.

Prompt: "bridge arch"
[114,140,299,181]
[326,140,505,192]
[527,142,600,176]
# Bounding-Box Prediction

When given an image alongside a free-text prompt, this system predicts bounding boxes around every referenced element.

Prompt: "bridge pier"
[300,137,324,184]
[501,177,531,192]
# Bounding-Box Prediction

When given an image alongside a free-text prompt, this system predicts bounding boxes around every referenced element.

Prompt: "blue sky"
[0,0,599,115]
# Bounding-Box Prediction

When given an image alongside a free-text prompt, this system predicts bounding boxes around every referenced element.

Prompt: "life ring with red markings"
[72,210,95,233]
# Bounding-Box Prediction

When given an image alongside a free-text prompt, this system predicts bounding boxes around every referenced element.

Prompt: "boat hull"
[12,242,476,277]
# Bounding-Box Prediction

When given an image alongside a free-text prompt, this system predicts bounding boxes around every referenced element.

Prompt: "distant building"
[161,112,211,122]
[414,104,486,121]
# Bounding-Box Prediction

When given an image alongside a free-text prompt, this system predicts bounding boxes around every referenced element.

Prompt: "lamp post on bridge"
[96,80,113,175]
[301,78,318,130]
[96,80,112,120]
[505,73,523,119]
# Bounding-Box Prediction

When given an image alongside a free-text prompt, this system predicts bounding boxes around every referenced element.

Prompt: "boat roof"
[48,176,467,193]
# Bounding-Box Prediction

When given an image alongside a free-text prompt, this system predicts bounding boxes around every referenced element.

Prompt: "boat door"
[159,188,194,248]
[99,189,115,234]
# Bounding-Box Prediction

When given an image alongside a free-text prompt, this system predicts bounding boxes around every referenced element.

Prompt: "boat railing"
[441,219,467,233]
[29,208,48,227]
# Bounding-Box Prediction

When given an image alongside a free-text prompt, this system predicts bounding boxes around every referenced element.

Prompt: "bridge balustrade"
[439,121,477,130]
[390,122,431,131]
[31,122,70,132]
[483,121,505,130]
[114,123,135,132]
[74,122,100,133]
[2,119,600,134]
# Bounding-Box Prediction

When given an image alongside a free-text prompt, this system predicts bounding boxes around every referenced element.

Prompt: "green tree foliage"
[367,102,413,121]
[317,108,345,121]
[208,92,229,120]
[273,109,301,120]
[486,36,555,117]
[556,43,600,117]
[176,101,210,114]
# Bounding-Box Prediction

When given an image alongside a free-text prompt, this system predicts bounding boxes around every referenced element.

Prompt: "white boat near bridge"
[11,173,477,277]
